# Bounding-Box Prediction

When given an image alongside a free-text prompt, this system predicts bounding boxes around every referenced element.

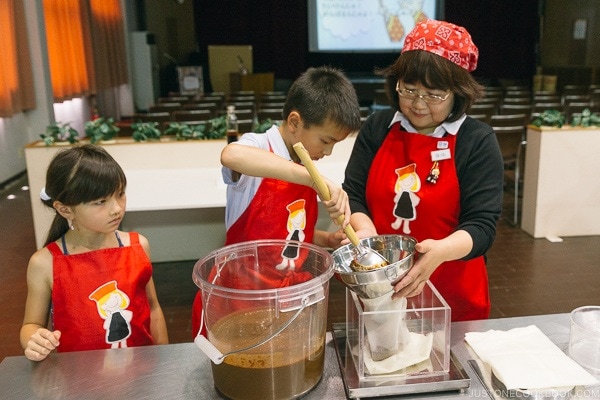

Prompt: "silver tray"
[468,358,596,400]
[331,323,471,398]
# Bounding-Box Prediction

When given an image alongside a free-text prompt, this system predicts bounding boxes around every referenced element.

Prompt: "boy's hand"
[322,180,351,228]
[326,229,347,249]
[24,329,61,361]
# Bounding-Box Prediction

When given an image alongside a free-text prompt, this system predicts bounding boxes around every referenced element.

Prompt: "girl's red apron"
[49,232,154,352]
[366,123,490,321]
[191,162,319,337]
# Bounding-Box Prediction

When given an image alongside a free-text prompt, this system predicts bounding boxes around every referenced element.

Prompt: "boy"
[222,66,362,247]
[192,66,362,337]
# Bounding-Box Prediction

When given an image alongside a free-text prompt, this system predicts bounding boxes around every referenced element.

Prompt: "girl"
[21,145,168,361]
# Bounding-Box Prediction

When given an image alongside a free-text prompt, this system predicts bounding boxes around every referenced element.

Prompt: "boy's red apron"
[365,123,490,321]
[191,167,319,337]
[48,232,154,352]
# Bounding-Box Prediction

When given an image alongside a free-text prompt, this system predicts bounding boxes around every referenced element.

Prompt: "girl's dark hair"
[377,51,484,122]
[283,66,362,133]
[42,145,127,245]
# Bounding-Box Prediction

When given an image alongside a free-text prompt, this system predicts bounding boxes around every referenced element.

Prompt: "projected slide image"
[313,0,437,52]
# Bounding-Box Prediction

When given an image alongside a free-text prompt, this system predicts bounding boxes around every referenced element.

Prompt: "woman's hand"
[392,239,446,299]
[391,231,472,298]
[24,328,61,361]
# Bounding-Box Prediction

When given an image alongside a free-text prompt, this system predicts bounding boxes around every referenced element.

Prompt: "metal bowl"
[331,235,417,299]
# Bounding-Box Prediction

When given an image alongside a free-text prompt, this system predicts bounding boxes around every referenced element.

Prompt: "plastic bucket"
[192,240,333,400]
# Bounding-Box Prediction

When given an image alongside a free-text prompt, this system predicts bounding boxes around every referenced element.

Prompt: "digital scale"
[331,323,471,398]
[330,236,472,398]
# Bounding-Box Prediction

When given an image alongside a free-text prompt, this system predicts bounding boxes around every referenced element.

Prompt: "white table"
[24,136,355,262]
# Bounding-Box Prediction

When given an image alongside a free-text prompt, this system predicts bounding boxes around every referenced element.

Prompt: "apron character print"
[276,199,306,270]
[89,280,133,348]
[391,163,421,234]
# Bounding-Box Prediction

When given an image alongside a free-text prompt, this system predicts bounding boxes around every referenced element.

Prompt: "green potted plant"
[85,117,119,144]
[131,121,162,142]
[162,115,229,141]
[253,118,275,133]
[530,109,565,128]
[570,108,600,127]
[164,122,207,140]
[204,115,227,139]
[40,121,79,146]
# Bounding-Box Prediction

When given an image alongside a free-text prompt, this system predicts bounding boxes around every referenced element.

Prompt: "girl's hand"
[24,329,61,361]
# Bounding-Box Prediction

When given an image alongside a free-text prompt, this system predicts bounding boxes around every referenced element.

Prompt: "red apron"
[49,232,154,352]
[191,156,319,337]
[366,123,490,321]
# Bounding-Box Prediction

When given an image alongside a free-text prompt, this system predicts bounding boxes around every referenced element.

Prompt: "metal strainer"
[332,235,417,299]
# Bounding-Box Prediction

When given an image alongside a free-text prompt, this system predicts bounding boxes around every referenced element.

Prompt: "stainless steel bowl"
[331,235,417,299]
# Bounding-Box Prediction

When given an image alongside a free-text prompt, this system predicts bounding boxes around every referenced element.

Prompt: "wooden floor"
[1,173,599,361]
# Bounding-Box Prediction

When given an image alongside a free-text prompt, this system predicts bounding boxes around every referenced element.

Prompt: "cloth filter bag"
[358,294,433,374]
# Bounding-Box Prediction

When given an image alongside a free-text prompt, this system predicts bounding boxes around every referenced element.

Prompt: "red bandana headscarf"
[402,19,479,72]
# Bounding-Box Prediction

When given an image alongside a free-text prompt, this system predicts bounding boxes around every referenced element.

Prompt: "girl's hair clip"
[40,187,51,201]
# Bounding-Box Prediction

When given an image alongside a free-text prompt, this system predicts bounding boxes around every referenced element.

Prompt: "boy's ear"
[287,111,301,130]
[53,201,74,219]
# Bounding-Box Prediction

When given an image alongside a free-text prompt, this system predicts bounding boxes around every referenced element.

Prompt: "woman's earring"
[68,219,75,230]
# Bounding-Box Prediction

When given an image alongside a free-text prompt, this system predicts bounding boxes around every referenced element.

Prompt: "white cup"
[569,306,600,376]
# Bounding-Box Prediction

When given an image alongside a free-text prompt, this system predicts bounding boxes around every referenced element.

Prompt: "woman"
[343,20,503,321]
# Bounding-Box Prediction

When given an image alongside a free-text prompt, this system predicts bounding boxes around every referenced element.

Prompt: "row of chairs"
[490,123,527,226]
[482,83,600,98]
[469,97,532,225]
[470,98,599,126]
[480,85,599,107]
[147,91,288,127]
[149,101,285,118]
[117,115,256,136]
[132,107,283,125]
[473,83,600,225]
[161,91,287,108]
[119,92,285,136]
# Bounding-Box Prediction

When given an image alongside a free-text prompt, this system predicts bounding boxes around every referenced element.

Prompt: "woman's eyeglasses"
[396,83,450,105]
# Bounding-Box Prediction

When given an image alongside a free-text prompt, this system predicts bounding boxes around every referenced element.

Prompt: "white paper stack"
[465,325,598,390]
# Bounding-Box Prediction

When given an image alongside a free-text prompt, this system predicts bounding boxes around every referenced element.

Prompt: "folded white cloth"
[357,331,433,375]
[465,325,599,390]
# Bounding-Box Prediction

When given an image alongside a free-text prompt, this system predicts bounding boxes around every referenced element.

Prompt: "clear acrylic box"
[345,280,451,381]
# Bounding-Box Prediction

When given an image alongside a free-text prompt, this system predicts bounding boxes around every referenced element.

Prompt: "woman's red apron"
[49,232,153,352]
[365,123,490,321]
[191,161,319,337]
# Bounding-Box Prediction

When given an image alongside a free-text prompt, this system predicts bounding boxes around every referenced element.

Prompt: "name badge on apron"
[427,149,452,184]
[431,148,451,161]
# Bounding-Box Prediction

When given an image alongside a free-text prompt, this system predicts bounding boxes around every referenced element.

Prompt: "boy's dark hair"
[378,51,484,122]
[283,66,362,132]
[42,145,127,245]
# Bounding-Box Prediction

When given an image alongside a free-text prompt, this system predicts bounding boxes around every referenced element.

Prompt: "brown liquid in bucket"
[210,305,326,400]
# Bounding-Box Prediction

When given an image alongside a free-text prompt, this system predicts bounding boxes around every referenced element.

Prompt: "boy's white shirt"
[222,125,290,230]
